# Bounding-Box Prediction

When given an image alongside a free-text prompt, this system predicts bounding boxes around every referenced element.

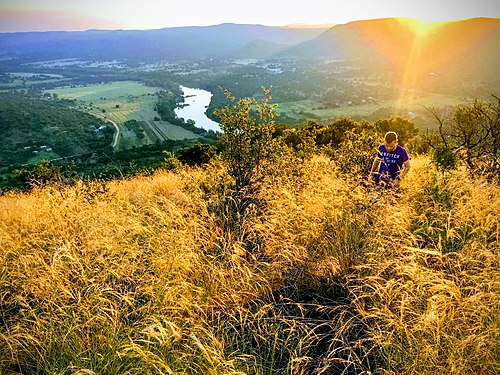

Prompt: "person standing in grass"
[368,131,410,188]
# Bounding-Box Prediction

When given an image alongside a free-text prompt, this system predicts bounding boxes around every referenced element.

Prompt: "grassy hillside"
[1,153,498,374]
[0,93,114,167]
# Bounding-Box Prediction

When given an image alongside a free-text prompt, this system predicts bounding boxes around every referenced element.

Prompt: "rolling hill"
[280,17,500,85]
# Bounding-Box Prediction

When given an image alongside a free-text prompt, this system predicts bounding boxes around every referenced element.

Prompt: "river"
[174,86,221,132]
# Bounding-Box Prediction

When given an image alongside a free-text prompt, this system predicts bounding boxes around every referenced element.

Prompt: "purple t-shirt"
[377,144,409,180]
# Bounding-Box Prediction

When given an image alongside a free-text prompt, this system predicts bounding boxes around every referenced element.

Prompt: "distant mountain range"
[0,24,328,61]
[1,18,498,84]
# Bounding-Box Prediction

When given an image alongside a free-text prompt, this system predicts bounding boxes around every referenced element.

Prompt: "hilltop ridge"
[279,17,500,84]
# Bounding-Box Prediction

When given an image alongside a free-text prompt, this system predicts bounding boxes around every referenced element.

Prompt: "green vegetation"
[46,81,159,103]
[0,92,113,167]
[424,97,500,179]
[3,55,484,148]
[2,139,202,191]
[273,92,471,127]
[124,119,145,139]
[0,72,70,91]
[0,80,218,191]
[215,88,278,191]
[156,59,477,128]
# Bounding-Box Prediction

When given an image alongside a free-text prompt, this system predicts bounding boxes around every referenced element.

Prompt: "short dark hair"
[384,131,398,143]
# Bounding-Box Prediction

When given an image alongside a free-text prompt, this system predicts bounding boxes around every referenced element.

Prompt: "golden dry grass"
[0,155,498,374]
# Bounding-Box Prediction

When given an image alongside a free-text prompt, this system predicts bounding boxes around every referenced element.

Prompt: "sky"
[0,0,498,32]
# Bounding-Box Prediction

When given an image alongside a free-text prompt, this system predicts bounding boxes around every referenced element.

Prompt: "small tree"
[214,87,277,191]
[210,88,281,258]
[424,97,500,179]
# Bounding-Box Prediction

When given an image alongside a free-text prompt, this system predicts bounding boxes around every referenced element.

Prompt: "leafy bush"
[431,145,459,172]
[374,116,418,147]
[214,87,279,191]
[340,132,378,179]
[177,143,217,166]
[14,160,64,188]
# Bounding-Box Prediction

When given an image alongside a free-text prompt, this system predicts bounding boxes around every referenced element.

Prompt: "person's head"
[384,131,398,151]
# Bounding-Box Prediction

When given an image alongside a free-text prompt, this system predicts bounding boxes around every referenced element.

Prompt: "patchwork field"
[276,92,472,126]
[46,81,199,150]
[0,72,71,91]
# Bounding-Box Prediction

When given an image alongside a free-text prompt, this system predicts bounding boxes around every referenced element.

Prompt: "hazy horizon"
[0,16,498,34]
[1,0,498,33]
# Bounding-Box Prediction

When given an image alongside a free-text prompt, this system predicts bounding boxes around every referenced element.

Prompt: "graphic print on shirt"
[377,145,409,180]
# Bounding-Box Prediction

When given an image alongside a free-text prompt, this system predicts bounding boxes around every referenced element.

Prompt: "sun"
[397,17,442,37]
[414,20,441,37]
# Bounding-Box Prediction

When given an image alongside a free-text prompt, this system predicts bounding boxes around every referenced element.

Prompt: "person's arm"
[392,160,411,187]
[399,160,411,180]
[368,157,381,182]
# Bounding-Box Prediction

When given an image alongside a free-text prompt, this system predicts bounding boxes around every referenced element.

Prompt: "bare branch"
[423,105,450,148]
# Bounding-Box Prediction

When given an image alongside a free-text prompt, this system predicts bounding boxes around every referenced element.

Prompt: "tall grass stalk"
[1,156,498,374]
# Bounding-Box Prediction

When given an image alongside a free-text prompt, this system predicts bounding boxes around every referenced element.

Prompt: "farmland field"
[47,81,158,102]
[0,72,71,91]
[46,81,199,150]
[276,91,471,125]
[26,150,60,165]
